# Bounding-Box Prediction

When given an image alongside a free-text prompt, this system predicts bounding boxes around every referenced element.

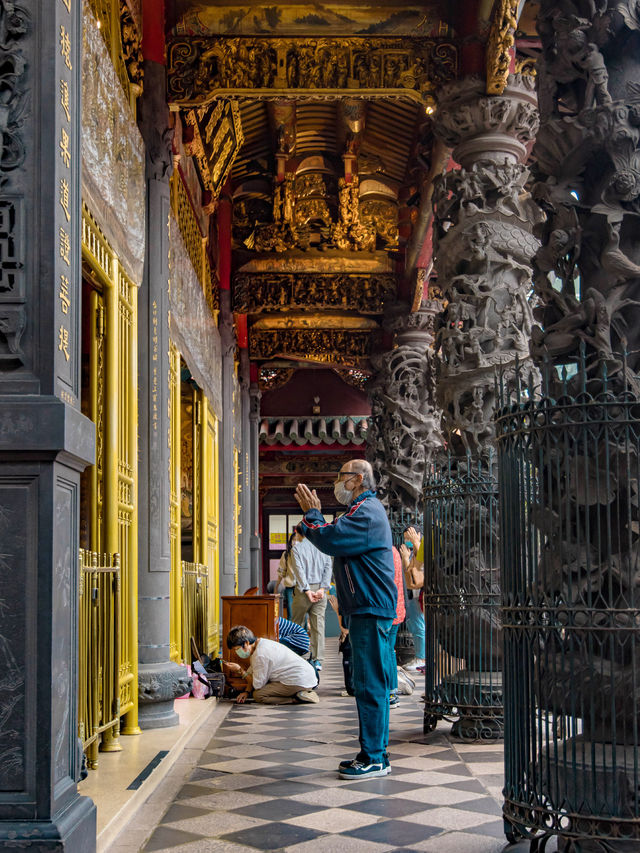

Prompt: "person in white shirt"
[290,535,332,675]
[225,625,319,705]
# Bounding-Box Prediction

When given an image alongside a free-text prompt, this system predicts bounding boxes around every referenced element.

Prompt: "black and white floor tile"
[140,651,552,852]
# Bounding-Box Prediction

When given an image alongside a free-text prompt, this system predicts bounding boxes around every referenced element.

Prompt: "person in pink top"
[388,546,406,709]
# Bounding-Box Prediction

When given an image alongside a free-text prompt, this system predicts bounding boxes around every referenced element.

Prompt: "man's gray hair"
[351,459,375,490]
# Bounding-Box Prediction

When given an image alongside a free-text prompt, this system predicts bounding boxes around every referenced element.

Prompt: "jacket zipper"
[344,562,355,595]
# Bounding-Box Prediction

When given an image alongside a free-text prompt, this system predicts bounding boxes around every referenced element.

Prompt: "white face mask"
[334,479,353,505]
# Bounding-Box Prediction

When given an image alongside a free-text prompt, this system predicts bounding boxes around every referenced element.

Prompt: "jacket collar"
[349,489,375,507]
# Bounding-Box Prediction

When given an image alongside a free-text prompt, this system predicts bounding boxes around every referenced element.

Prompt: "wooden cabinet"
[222,594,279,648]
[222,595,280,691]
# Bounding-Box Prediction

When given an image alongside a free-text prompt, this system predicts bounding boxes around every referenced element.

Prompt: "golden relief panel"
[237,174,398,254]
[167,36,457,105]
[486,0,519,96]
[249,328,373,365]
[233,272,396,314]
[183,100,244,203]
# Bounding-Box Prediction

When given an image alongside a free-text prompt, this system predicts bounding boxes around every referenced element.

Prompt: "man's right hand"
[399,543,411,568]
[236,691,249,704]
[406,526,422,550]
[305,589,318,603]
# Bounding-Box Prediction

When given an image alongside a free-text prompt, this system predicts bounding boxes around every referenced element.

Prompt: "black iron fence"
[423,455,503,740]
[496,369,640,851]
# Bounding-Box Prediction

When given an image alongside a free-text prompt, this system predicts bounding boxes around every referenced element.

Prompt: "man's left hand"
[295,483,322,513]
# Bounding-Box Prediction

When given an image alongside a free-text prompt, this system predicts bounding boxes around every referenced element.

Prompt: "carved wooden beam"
[167,37,458,107]
[233,272,397,314]
[249,328,375,366]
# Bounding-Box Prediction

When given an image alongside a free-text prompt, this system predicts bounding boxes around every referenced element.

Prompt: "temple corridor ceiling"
[165,1,459,375]
[165,1,542,378]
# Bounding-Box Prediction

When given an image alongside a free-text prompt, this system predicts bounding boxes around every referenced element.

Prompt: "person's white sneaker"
[296,690,320,704]
[404,658,426,671]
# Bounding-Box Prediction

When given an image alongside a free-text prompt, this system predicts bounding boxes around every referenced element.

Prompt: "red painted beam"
[235,313,248,349]
[142,0,165,64]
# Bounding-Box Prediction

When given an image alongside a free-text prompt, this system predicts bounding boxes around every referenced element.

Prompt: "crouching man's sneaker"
[339,759,390,780]
[295,689,319,704]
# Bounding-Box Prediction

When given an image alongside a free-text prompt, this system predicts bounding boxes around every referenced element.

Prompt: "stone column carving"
[0,1,96,848]
[423,75,541,741]
[432,74,542,457]
[526,5,640,849]
[136,60,190,728]
[367,300,443,512]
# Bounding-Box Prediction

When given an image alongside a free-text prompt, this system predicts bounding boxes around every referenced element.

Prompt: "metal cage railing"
[496,371,640,850]
[78,549,121,769]
[423,455,503,741]
[181,561,209,661]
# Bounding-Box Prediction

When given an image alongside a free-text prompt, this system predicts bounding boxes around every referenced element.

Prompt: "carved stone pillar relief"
[432,74,542,458]
[366,300,443,512]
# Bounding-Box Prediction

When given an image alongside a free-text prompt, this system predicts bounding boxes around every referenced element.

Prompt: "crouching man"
[225,625,319,705]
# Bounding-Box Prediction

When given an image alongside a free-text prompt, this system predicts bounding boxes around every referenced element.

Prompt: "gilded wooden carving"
[238,173,398,253]
[250,328,372,364]
[234,272,396,314]
[183,100,243,204]
[119,0,143,93]
[486,0,519,96]
[258,366,295,391]
[170,172,218,313]
[167,37,457,105]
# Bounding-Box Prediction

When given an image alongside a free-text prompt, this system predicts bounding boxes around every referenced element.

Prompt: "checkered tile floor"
[140,650,550,852]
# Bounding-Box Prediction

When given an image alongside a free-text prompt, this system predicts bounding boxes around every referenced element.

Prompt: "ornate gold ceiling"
[165,1,452,371]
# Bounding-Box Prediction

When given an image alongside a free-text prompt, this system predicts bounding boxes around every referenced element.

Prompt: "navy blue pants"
[349,614,394,764]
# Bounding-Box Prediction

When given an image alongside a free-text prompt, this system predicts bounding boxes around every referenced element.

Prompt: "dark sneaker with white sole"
[339,753,390,771]
[339,759,391,780]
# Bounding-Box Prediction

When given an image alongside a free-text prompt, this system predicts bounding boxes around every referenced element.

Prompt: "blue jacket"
[300,490,397,621]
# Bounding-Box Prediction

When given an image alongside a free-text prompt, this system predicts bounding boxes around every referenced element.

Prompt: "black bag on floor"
[339,635,355,696]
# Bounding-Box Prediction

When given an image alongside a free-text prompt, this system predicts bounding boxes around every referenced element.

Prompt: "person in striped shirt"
[277,616,310,657]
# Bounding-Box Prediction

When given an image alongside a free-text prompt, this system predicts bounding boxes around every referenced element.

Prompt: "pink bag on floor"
[191,661,212,699]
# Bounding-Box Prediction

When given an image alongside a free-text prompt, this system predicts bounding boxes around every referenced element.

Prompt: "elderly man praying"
[295,459,397,780]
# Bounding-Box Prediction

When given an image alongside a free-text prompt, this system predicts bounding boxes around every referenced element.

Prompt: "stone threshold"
[77,697,231,852]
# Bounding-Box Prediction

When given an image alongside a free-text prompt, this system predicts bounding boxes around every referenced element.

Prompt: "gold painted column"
[169,342,182,662]
[100,257,123,752]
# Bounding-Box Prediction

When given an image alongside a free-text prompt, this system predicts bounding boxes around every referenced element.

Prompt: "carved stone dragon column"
[366,299,444,517]
[432,73,542,458]
[421,74,541,740]
[521,5,640,849]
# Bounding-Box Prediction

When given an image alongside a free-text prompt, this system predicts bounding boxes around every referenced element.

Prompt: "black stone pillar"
[0,1,96,849]
[136,60,190,729]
